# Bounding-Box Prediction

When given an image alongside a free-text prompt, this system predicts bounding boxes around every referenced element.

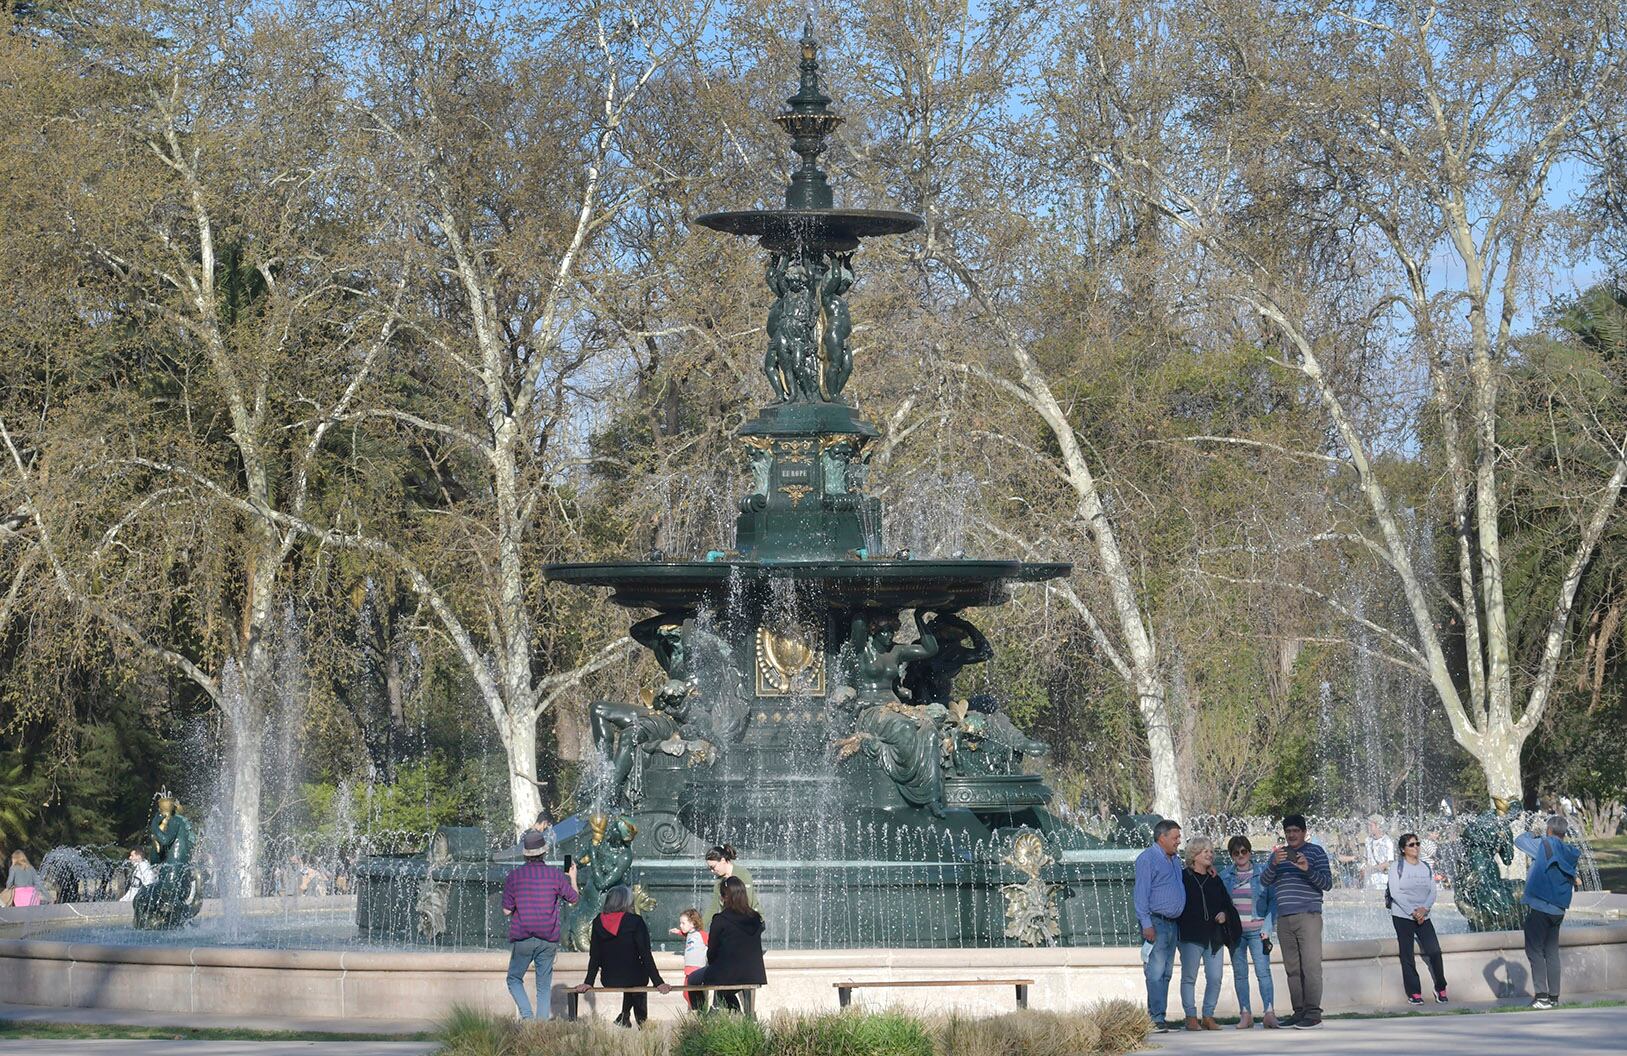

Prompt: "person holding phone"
[1515,814,1583,1009]
[501,828,579,1020]
[1261,814,1333,1029]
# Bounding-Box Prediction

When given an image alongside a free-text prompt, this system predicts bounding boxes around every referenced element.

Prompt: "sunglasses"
[1403,841,1420,848]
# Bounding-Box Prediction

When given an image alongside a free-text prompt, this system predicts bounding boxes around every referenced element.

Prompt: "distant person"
[1388,831,1447,1004]
[120,848,157,903]
[692,876,765,1012]
[1221,835,1278,1028]
[1262,814,1333,1029]
[1362,815,1394,889]
[5,851,38,907]
[501,828,580,1020]
[1516,814,1582,1009]
[287,854,330,896]
[671,907,709,1010]
[704,844,759,918]
[513,811,553,855]
[1133,819,1186,1032]
[572,885,669,1027]
[1176,836,1237,1031]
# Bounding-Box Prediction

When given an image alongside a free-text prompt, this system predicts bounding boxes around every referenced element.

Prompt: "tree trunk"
[222,699,265,897]
[504,708,543,833]
[1476,729,1525,806]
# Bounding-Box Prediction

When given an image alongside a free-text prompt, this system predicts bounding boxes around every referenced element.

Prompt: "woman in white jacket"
[1388,832,1447,1005]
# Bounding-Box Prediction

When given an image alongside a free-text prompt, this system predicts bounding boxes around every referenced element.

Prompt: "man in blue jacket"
[1516,814,1582,1009]
[1133,819,1186,1032]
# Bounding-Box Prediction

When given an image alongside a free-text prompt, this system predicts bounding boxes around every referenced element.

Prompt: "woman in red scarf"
[573,885,669,1026]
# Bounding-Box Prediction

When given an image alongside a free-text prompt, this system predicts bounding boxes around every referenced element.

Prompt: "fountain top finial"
[775,21,842,209]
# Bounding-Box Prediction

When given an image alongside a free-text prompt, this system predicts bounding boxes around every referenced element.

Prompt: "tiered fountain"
[354,22,1137,951]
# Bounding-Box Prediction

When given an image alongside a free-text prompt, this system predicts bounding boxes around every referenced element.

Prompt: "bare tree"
[1080,0,1627,802]
[836,0,1185,819]
[0,1,403,891]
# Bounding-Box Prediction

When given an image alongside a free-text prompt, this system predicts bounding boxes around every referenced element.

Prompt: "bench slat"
[572,984,762,993]
[831,979,1034,988]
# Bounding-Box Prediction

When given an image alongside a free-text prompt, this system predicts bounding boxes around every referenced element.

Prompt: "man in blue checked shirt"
[1134,819,1186,1032]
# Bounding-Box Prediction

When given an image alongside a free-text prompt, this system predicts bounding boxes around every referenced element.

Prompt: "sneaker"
[1292,1017,1323,1029]
[1407,994,1424,1006]
[1153,1021,1172,1034]
[1531,996,1554,1010]
[1435,988,1448,1004]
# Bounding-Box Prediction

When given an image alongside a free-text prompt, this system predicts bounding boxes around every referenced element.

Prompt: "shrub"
[674,1012,768,1056]
[769,1011,934,1056]
[438,1005,515,1056]
[511,1017,667,1056]
[928,1013,1009,1056]
[1086,999,1152,1053]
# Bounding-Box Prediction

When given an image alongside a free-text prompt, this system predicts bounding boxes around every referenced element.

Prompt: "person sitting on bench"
[689,876,766,1011]
[572,885,669,1026]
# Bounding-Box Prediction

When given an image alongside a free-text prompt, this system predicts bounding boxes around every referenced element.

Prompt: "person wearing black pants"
[574,885,670,1026]
[1515,815,1582,1008]
[1387,833,1447,1004]
[692,875,767,1012]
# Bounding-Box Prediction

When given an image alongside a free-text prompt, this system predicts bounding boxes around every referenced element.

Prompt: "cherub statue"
[766,253,820,401]
[820,252,855,397]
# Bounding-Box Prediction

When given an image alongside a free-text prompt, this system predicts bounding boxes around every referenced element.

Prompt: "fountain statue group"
[132,790,201,930]
[590,608,1046,815]
[764,250,854,402]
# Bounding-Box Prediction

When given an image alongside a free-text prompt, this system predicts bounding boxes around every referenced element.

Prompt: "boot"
[1184,1016,1202,1031]
[1237,1011,1254,1029]
[1201,1017,1222,1030]
[1263,1011,1280,1029]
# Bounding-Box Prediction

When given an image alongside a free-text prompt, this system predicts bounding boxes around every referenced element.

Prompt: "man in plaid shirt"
[501,828,579,1019]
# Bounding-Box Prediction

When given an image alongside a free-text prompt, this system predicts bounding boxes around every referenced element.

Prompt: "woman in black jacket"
[1176,837,1239,1031]
[692,875,766,1012]
[573,885,670,1026]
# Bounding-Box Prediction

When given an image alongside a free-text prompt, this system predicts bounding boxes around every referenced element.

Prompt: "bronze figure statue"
[899,612,991,706]
[132,789,202,929]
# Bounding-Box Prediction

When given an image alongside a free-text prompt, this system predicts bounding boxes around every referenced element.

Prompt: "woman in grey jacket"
[1388,832,1447,1004]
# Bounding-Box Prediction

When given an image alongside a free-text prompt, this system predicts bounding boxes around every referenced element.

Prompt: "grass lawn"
[0,1020,432,1041]
[1590,834,1627,893]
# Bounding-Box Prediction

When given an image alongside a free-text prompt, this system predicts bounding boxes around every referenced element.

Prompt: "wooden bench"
[565,983,763,1021]
[833,978,1034,1010]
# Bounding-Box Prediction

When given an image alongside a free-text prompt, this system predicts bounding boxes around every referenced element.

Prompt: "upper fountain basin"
[544,558,1070,611]
[695,208,923,252]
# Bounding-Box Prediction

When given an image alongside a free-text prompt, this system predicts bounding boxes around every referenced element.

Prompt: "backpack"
[1384,859,1404,910]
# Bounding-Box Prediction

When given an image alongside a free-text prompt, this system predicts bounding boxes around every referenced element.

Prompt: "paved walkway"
[1153,1002,1627,1053]
[0,1004,439,1037]
[0,1044,436,1056]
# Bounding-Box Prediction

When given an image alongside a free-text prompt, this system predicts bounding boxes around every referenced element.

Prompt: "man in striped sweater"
[1261,813,1333,1029]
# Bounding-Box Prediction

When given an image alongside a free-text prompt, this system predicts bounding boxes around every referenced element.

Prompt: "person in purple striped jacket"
[501,829,579,1019]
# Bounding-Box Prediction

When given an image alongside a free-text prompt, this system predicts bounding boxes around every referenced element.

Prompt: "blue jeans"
[506,937,558,1019]
[1231,930,1274,1013]
[1141,917,1179,1023]
[1179,941,1223,1018]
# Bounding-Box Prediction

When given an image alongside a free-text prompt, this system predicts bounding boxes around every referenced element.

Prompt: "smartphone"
[562,854,574,872]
